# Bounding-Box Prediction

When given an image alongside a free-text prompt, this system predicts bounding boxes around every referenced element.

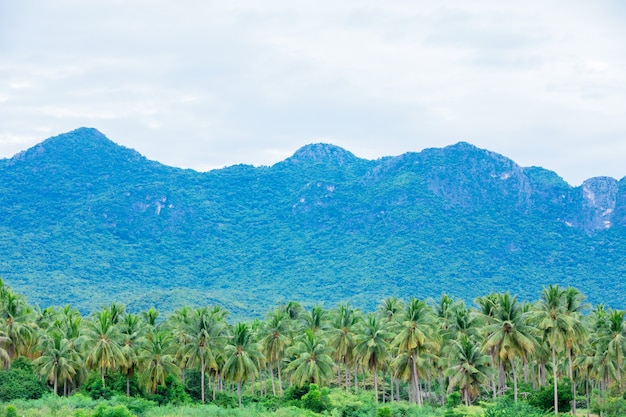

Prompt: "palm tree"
[261,309,291,396]
[83,308,126,387]
[285,330,334,387]
[596,309,626,388]
[0,290,35,365]
[563,287,589,415]
[391,297,436,406]
[180,306,226,403]
[33,328,81,395]
[304,305,329,334]
[445,334,491,406]
[482,293,536,403]
[138,328,179,393]
[532,285,576,415]
[119,313,145,396]
[354,314,390,402]
[328,303,360,390]
[222,322,264,407]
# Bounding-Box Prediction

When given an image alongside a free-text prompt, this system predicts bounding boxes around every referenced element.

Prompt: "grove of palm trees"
[0,278,624,417]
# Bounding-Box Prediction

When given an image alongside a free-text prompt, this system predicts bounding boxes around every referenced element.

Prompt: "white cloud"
[0,0,625,185]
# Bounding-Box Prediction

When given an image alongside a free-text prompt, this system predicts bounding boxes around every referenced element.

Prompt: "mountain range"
[0,127,624,317]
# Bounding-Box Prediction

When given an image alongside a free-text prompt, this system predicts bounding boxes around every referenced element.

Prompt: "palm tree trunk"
[277,361,284,396]
[126,372,130,397]
[269,362,276,396]
[511,358,518,402]
[54,373,58,396]
[439,371,445,406]
[101,365,105,388]
[237,380,242,407]
[200,353,206,404]
[552,344,558,415]
[585,378,590,417]
[373,363,378,403]
[568,347,576,416]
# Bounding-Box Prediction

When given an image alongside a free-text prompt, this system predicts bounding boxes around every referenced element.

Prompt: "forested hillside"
[0,128,624,315]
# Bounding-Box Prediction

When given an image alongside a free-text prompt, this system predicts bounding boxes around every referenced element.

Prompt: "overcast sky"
[1,1,625,185]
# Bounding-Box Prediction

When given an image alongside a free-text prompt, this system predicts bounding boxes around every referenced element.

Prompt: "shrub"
[301,384,330,413]
[0,362,49,401]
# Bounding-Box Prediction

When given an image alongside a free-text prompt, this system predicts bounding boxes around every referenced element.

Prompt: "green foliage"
[591,394,626,417]
[5,405,17,417]
[148,375,190,406]
[93,403,136,417]
[526,380,572,413]
[0,364,49,401]
[301,384,330,413]
[483,398,546,417]
[445,391,461,409]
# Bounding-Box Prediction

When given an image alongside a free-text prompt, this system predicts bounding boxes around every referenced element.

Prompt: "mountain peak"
[9,128,145,167]
[287,143,359,166]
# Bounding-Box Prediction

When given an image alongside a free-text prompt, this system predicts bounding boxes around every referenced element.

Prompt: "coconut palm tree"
[33,328,81,395]
[328,303,360,390]
[532,285,576,415]
[391,297,436,406]
[180,306,227,403]
[0,290,35,365]
[119,313,145,396]
[82,308,126,387]
[285,330,334,387]
[482,293,536,403]
[261,308,291,396]
[222,322,264,407]
[138,328,179,393]
[445,334,491,406]
[354,314,390,402]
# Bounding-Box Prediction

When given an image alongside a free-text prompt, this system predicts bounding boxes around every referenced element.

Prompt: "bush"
[5,405,17,417]
[591,394,626,417]
[0,362,49,401]
[301,384,330,413]
[527,380,572,413]
[484,398,545,417]
[93,403,136,417]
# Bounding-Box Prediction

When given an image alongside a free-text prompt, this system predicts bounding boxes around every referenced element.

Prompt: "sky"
[1,1,625,185]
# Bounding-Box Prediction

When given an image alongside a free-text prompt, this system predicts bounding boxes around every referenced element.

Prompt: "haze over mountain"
[0,128,624,317]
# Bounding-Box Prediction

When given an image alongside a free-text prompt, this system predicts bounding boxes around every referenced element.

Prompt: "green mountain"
[0,128,624,317]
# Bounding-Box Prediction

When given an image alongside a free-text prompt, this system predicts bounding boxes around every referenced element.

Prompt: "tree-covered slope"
[0,128,623,316]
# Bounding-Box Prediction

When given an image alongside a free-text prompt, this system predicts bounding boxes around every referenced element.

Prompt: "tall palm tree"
[0,290,35,365]
[482,293,536,403]
[563,287,589,415]
[83,308,126,387]
[180,306,226,403]
[33,328,81,395]
[354,314,390,402]
[119,313,145,396]
[138,328,179,393]
[285,330,334,387]
[261,309,291,396]
[532,285,576,415]
[222,322,264,407]
[328,303,359,390]
[445,334,491,406]
[596,309,626,388]
[391,297,436,406]
[304,305,329,335]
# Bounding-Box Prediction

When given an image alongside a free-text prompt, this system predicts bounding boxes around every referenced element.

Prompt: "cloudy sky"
[1,1,625,185]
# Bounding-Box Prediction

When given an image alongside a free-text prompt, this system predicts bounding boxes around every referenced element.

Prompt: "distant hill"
[0,127,624,317]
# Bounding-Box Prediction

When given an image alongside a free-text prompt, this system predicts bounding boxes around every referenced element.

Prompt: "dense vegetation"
[0,128,624,317]
[0,279,625,416]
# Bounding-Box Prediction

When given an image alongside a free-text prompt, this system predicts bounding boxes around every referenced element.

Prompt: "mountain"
[0,128,624,317]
